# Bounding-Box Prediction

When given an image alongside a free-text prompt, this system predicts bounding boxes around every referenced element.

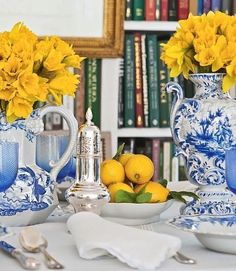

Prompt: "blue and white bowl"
[168,215,236,254]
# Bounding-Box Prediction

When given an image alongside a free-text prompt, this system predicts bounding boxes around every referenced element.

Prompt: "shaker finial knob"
[85,108,93,125]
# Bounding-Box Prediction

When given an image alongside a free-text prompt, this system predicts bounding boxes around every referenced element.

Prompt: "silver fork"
[139,224,196,265]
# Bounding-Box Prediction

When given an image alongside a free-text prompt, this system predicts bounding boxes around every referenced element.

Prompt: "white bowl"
[168,215,236,254]
[101,200,173,226]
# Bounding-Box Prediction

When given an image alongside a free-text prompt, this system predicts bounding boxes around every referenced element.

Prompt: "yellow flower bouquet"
[0,22,84,122]
[161,11,236,92]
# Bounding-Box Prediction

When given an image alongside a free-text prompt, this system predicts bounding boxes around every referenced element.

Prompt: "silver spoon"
[173,251,196,265]
[19,227,64,269]
[140,224,196,265]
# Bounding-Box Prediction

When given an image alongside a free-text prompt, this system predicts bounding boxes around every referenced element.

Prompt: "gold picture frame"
[64,0,125,58]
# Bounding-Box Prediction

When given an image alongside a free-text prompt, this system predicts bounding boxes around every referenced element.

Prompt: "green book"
[133,0,145,20]
[146,34,160,127]
[124,34,135,127]
[157,39,170,128]
[85,58,101,127]
[125,0,133,20]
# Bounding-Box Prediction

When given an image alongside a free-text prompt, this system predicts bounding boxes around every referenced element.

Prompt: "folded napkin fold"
[67,212,181,270]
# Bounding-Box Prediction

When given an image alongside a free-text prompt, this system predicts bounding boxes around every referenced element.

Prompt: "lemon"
[134,181,170,203]
[125,154,154,184]
[118,153,134,167]
[108,183,134,202]
[100,159,125,186]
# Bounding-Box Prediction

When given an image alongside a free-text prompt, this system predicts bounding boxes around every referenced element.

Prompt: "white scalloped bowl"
[168,215,236,254]
[100,200,173,226]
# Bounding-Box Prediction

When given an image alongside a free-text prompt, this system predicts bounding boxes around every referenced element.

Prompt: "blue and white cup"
[0,141,19,192]
[225,147,236,194]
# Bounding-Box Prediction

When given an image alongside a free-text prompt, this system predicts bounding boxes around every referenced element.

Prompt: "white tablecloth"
[1,200,236,271]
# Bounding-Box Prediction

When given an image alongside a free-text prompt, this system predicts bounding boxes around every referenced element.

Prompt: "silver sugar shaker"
[65,108,110,214]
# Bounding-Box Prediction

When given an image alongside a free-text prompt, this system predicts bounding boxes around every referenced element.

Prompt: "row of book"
[125,0,235,22]
[119,33,171,128]
[119,137,187,182]
[44,58,102,130]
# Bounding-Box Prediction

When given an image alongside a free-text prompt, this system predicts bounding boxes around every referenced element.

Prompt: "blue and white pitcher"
[0,105,77,226]
[166,73,236,216]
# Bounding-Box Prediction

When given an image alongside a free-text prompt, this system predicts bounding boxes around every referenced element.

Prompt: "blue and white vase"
[166,73,236,216]
[0,105,77,226]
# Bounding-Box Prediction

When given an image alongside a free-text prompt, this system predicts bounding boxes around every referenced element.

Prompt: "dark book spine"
[118,59,124,128]
[145,0,156,20]
[85,58,101,127]
[134,32,144,127]
[203,0,211,13]
[178,0,189,19]
[52,113,62,130]
[146,34,160,127]
[158,39,170,128]
[211,0,221,11]
[160,0,168,21]
[184,78,195,98]
[125,0,133,20]
[168,0,178,21]
[133,0,145,20]
[124,34,135,127]
[221,0,233,15]
[155,0,161,20]
[197,0,204,15]
[141,34,149,127]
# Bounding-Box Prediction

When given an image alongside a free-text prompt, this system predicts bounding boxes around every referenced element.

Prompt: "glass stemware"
[36,131,75,183]
[225,147,236,194]
[0,141,19,192]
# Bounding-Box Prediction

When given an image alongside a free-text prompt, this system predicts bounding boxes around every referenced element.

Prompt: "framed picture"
[0,0,125,58]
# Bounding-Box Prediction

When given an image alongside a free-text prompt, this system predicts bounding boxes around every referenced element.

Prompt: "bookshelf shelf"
[124,21,178,32]
[118,128,171,138]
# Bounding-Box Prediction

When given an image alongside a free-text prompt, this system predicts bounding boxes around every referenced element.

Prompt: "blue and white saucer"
[168,215,236,254]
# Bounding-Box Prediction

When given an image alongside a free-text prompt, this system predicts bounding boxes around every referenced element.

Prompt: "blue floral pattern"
[169,215,236,232]
[0,109,56,219]
[0,167,54,216]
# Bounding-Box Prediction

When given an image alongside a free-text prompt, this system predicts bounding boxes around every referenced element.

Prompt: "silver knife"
[0,240,40,270]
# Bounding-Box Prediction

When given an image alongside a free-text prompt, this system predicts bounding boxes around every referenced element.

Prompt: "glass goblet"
[36,131,74,182]
[225,147,236,194]
[0,141,19,192]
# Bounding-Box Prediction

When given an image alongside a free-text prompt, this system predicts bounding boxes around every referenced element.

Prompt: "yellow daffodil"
[161,11,236,92]
[6,96,33,122]
[43,49,65,72]
[223,57,236,92]
[0,22,84,121]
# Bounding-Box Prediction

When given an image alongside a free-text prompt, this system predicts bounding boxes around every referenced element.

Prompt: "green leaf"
[136,192,152,203]
[112,143,125,160]
[169,191,187,204]
[178,191,199,201]
[159,179,168,188]
[115,190,136,203]
[136,183,148,195]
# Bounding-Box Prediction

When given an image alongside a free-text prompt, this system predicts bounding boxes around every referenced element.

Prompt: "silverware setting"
[19,227,64,269]
[0,240,40,270]
[139,224,196,265]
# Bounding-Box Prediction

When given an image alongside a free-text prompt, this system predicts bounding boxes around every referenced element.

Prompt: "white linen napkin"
[67,212,181,270]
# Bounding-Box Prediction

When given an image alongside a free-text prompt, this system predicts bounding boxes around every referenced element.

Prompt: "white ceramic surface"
[0,225,12,239]
[168,215,236,254]
[100,200,173,226]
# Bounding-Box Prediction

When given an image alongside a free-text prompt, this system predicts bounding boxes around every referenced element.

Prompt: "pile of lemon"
[100,152,170,204]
